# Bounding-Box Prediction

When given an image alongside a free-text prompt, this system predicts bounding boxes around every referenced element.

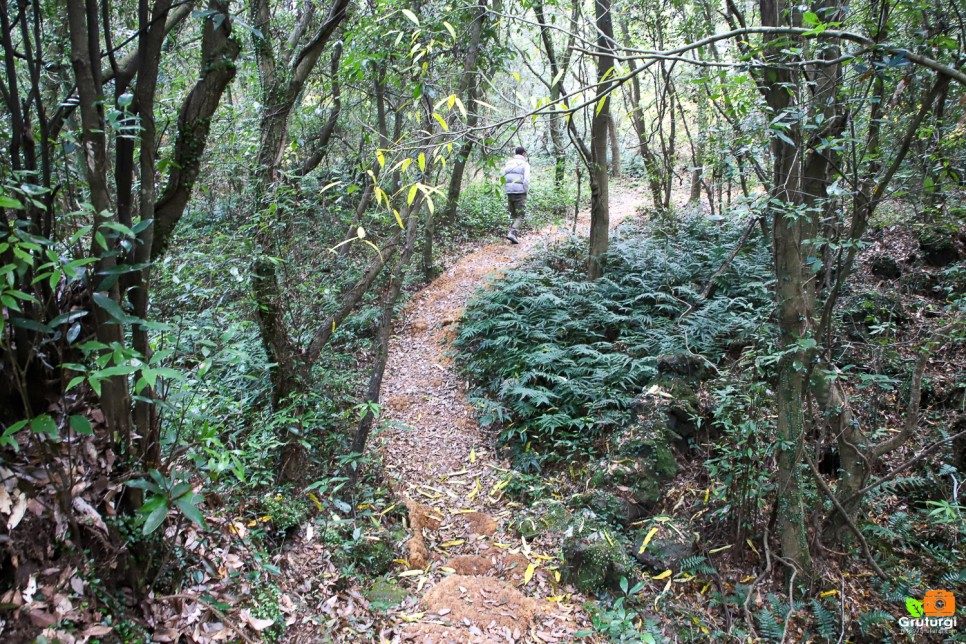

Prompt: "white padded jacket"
[502,155,530,194]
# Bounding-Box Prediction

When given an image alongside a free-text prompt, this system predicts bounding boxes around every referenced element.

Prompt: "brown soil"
[464,512,498,537]
[446,555,495,576]
[420,575,537,631]
[404,499,443,569]
[376,188,645,640]
[499,553,531,582]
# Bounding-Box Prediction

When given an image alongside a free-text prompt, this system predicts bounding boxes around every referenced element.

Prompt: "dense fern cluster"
[454,216,775,467]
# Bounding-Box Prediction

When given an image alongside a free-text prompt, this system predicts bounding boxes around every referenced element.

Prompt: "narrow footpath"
[376,189,644,643]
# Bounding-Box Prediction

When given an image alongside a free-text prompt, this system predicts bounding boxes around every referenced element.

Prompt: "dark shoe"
[506,229,519,244]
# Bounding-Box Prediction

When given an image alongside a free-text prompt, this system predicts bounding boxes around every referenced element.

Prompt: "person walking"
[502,146,530,244]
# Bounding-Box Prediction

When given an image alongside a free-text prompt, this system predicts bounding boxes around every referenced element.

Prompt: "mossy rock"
[841,292,909,338]
[365,577,409,611]
[919,229,961,267]
[345,534,396,575]
[596,415,678,510]
[570,490,645,526]
[656,353,715,381]
[869,254,902,280]
[631,519,697,573]
[562,528,633,594]
[510,500,571,538]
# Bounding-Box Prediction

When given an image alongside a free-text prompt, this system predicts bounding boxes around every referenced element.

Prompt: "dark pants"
[507,193,527,230]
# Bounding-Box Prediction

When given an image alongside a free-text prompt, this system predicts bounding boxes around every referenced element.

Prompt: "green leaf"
[30,414,58,438]
[0,196,24,209]
[0,420,29,451]
[69,415,93,435]
[174,493,206,528]
[92,292,135,323]
[142,500,169,535]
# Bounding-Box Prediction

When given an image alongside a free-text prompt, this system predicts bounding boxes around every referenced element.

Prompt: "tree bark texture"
[588,0,615,281]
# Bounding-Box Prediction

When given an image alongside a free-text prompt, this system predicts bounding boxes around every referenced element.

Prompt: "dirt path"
[375,188,644,643]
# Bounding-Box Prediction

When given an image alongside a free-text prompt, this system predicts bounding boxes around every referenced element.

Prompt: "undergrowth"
[454,215,774,470]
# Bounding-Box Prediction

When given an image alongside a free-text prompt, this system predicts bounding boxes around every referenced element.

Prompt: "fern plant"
[454,216,774,467]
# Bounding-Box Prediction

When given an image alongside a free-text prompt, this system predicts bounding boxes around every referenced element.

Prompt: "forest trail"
[376,188,644,642]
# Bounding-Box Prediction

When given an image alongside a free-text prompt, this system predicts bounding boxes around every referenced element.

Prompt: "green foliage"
[756,594,790,642]
[455,215,774,467]
[704,363,778,534]
[809,598,840,641]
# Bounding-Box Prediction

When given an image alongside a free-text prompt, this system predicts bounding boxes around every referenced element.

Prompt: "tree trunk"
[351,197,422,458]
[440,0,488,226]
[587,0,615,281]
[607,113,621,177]
[759,0,813,579]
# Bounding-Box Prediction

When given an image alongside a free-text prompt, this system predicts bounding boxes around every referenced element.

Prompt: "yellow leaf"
[398,569,424,577]
[439,566,456,573]
[547,594,566,602]
[393,559,409,566]
[746,539,760,556]
[467,478,481,500]
[308,493,323,510]
[820,589,839,598]
[400,9,419,26]
[663,577,673,594]
[432,113,448,131]
[440,540,465,548]
[638,527,659,554]
[399,612,424,622]
[407,184,418,205]
[380,504,397,516]
[524,563,537,584]
[493,542,511,549]
[703,488,710,503]
[700,582,711,594]
[393,209,403,229]
[708,544,732,554]
[418,153,426,172]
[469,449,476,464]
[443,21,456,39]
[320,180,341,194]
[652,570,672,580]
[741,576,755,583]
[376,150,385,168]
[512,72,521,82]
[259,515,272,522]
[554,571,561,582]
